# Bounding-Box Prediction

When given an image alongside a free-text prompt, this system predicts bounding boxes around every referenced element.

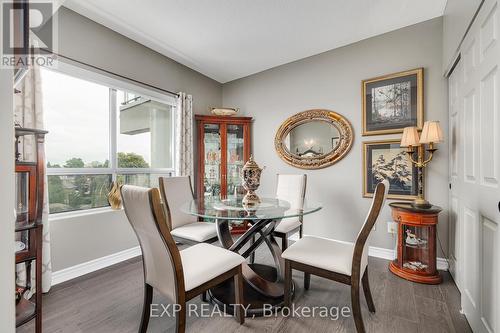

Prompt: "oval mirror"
[275,109,353,169]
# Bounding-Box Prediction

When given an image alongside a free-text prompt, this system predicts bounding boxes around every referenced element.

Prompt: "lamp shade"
[400,126,420,147]
[419,121,444,144]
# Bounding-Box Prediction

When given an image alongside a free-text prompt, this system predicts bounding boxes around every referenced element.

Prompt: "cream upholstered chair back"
[120,185,184,302]
[353,179,389,275]
[159,176,197,230]
[276,174,307,210]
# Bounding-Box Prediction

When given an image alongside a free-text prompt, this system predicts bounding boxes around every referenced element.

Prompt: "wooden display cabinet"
[195,115,252,233]
[15,127,48,333]
[389,202,442,284]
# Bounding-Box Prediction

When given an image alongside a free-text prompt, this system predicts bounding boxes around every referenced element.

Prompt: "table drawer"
[392,209,438,226]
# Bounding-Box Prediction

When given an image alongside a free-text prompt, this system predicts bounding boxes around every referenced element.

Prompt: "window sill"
[49,206,124,221]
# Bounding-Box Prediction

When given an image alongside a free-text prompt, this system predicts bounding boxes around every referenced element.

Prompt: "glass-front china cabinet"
[389,202,442,284]
[195,115,252,233]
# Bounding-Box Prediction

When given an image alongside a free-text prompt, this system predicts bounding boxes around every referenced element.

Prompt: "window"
[42,66,175,214]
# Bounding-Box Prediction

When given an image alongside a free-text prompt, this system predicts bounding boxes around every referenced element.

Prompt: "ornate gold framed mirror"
[274,109,354,169]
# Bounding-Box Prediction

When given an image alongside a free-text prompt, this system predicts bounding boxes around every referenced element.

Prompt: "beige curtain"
[175,92,194,177]
[14,65,52,293]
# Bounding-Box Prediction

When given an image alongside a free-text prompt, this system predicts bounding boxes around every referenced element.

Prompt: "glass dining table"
[181,197,322,316]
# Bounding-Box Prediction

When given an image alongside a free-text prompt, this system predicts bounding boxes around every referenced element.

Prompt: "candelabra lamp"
[400,121,444,209]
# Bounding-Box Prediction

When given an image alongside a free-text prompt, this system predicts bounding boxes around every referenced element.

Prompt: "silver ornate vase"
[240,155,263,207]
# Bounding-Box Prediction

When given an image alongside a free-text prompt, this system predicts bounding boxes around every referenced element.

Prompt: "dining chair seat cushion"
[274,217,301,233]
[282,236,368,276]
[180,243,245,291]
[171,222,217,242]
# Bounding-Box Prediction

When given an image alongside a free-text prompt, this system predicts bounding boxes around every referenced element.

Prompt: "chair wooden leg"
[284,260,292,308]
[299,224,303,238]
[139,284,153,333]
[351,278,365,333]
[175,300,186,333]
[249,235,255,264]
[201,290,208,302]
[304,272,310,290]
[281,234,288,251]
[362,270,376,313]
[234,266,245,324]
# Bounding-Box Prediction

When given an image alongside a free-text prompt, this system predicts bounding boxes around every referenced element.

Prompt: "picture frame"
[362,140,419,200]
[362,68,424,136]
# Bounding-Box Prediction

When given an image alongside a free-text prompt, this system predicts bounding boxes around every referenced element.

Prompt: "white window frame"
[43,61,177,214]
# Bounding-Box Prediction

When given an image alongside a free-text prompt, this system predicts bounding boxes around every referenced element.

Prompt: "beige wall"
[442,0,483,72]
[0,69,15,332]
[50,210,137,271]
[47,7,222,272]
[223,18,448,254]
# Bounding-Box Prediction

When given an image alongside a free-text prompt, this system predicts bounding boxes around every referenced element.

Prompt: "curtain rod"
[39,49,180,97]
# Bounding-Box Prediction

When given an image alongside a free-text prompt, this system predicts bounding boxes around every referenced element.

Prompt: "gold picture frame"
[362,139,419,200]
[362,68,424,136]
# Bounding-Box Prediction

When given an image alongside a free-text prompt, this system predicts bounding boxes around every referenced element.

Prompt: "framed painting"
[363,140,419,200]
[362,68,423,136]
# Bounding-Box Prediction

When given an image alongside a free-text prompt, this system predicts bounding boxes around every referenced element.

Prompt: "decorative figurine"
[240,155,263,206]
[405,229,427,246]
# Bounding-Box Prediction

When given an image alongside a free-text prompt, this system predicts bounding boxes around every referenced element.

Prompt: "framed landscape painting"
[362,68,423,136]
[363,140,419,200]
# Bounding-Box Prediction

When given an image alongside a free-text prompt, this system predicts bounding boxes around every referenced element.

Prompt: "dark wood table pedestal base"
[208,264,295,316]
[389,260,442,284]
[211,218,292,316]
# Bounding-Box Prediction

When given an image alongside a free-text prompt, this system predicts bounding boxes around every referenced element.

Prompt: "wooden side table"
[389,202,442,284]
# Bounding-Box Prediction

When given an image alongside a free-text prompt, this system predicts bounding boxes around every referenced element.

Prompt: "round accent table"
[389,202,442,284]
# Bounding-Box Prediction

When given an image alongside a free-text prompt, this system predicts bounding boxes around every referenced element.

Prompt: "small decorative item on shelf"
[241,155,264,207]
[107,181,122,210]
[15,171,29,223]
[405,228,428,246]
[403,261,428,271]
[210,107,239,116]
[15,286,25,304]
[400,121,444,208]
[15,240,26,252]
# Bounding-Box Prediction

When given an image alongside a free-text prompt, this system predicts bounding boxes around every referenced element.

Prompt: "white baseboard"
[368,245,396,260]
[436,258,449,271]
[289,233,448,271]
[51,246,142,286]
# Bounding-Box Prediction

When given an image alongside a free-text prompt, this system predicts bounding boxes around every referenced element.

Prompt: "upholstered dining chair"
[273,174,307,249]
[159,176,218,244]
[282,179,389,333]
[120,185,246,333]
[249,174,307,264]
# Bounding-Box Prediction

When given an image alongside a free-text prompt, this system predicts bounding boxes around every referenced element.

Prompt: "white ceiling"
[64,0,447,83]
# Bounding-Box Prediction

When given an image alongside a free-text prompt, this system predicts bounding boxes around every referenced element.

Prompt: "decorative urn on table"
[240,155,263,207]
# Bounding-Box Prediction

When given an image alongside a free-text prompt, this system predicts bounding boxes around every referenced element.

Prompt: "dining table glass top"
[181,197,322,221]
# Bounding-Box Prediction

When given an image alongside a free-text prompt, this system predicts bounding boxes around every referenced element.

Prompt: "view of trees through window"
[42,67,174,213]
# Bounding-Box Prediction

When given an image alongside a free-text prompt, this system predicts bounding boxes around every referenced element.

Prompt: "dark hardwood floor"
[17,244,471,333]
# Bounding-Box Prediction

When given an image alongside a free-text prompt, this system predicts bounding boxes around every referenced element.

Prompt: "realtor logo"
[1,1,56,68]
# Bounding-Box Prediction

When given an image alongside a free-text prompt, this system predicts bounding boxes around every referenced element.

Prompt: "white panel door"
[450,0,500,332]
